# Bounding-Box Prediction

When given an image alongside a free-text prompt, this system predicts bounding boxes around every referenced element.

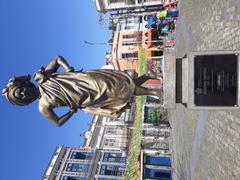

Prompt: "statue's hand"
[70,107,77,113]
[66,67,75,72]
[34,67,49,83]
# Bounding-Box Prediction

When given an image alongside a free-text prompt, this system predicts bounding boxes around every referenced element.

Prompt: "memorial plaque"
[194,54,238,106]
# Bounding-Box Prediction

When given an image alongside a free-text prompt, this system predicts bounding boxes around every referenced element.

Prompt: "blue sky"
[0,1,110,179]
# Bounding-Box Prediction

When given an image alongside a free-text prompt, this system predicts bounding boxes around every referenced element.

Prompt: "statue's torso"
[36,69,135,117]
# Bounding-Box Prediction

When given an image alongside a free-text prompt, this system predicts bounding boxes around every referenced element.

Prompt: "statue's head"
[2,75,38,106]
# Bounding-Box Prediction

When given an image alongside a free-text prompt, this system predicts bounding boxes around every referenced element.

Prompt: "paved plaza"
[170,0,240,179]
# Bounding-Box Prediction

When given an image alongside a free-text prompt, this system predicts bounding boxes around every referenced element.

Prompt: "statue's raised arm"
[2,55,161,126]
[45,55,74,73]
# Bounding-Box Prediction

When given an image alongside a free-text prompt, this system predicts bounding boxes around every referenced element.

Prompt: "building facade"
[139,93,173,180]
[42,146,98,180]
[109,11,163,85]
[95,0,164,13]
[112,30,140,72]
[42,146,128,180]
[142,100,171,154]
[95,151,127,179]
[83,108,133,151]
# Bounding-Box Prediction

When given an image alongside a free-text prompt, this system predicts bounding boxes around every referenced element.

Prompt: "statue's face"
[13,86,37,104]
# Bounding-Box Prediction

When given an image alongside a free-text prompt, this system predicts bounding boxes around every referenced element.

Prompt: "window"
[106,127,116,135]
[155,172,171,178]
[144,155,171,166]
[66,163,90,173]
[146,96,161,104]
[108,0,123,5]
[126,18,135,23]
[100,165,125,176]
[124,32,142,40]
[124,24,135,30]
[143,0,160,2]
[109,0,123,4]
[122,41,136,46]
[144,168,172,179]
[62,176,88,180]
[102,152,126,163]
[70,151,94,160]
[153,50,163,57]
[144,107,161,124]
[121,52,138,59]
[123,34,136,39]
[104,138,116,147]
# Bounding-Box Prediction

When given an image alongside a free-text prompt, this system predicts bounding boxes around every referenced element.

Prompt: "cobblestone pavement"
[170,0,240,179]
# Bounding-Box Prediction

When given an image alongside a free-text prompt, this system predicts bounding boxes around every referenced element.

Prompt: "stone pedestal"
[163,48,176,109]
[181,51,240,109]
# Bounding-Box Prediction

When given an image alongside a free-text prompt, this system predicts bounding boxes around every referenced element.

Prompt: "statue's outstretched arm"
[39,104,77,127]
[45,55,74,74]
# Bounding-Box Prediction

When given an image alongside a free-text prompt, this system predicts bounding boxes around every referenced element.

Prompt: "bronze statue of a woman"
[2,56,161,126]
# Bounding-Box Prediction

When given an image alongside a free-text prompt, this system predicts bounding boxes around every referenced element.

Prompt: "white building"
[82,108,133,151]
[94,0,164,13]
[42,146,98,180]
[42,146,128,180]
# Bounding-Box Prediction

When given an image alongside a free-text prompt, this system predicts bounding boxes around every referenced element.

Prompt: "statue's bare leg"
[134,86,160,97]
[133,74,154,86]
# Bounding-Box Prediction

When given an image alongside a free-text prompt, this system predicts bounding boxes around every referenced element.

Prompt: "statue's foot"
[147,71,163,80]
[150,88,162,99]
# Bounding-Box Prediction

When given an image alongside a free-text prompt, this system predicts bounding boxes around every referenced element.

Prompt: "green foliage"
[124,45,147,180]
[137,45,147,75]
[147,108,161,124]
